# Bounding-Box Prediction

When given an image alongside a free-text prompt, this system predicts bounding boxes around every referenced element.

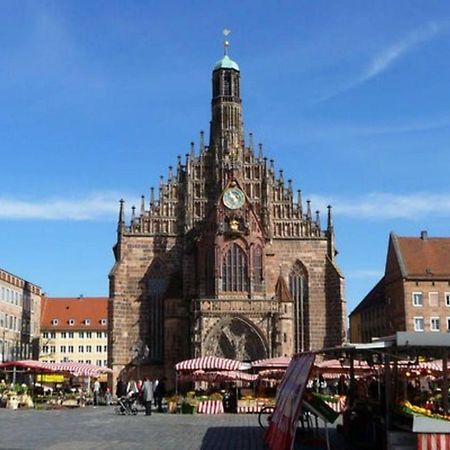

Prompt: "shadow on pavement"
[200,426,267,450]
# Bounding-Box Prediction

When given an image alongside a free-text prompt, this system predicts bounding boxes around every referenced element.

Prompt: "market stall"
[0,360,112,409]
[325,332,450,449]
[174,356,253,414]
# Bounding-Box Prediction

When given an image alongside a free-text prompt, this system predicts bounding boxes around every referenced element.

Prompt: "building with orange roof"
[0,268,42,362]
[40,296,108,367]
[350,231,450,342]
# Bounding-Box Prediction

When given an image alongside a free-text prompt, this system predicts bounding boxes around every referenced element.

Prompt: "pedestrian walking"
[154,377,166,412]
[93,378,101,407]
[141,377,154,416]
[116,377,127,398]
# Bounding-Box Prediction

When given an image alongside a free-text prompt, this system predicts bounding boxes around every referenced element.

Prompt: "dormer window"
[100,319,107,325]
[85,319,91,325]
[51,319,59,326]
[68,319,75,326]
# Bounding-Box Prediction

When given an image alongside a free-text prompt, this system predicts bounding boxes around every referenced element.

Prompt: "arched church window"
[289,262,309,353]
[223,72,232,96]
[252,246,263,291]
[222,244,248,291]
[146,260,167,361]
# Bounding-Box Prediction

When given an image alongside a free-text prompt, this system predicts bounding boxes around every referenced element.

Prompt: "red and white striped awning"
[252,356,291,369]
[180,369,257,383]
[0,360,112,377]
[314,359,372,372]
[48,361,112,377]
[175,356,242,372]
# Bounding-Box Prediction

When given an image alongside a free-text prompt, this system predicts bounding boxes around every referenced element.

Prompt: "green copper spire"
[213,28,240,71]
[213,54,240,71]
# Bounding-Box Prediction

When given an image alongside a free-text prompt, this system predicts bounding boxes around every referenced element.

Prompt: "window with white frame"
[412,292,423,307]
[61,332,66,339]
[43,331,49,339]
[96,360,102,366]
[51,319,59,326]
[78,345,84,353]
[85,359,91,364]
[43,346,49,353]
[50,332,56,339]
[86,345,92,353]
[85,319,91,325]
[96,332,102,338]
[68,332,74,338]
[50,346,56,353]
[103,345,107,352]
[430,317,440,332]
[60,345,66,353]
[447,317,450,332]
[100,319,107,325]
[414,317,424,331]
[68,346,74,353]
[446,293,450,307]
[429,292,439,307]
[86,332,92,338]
[96,345,102,352]
[68,319,75,326]
[79,332,84,339]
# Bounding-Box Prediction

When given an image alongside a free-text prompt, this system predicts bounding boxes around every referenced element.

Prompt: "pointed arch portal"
[204,317,267,361]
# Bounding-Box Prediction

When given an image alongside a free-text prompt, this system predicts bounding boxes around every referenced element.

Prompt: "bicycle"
[258,404,314,432]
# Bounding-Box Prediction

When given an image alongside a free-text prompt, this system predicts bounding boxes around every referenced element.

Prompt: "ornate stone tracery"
[203,316,268,361]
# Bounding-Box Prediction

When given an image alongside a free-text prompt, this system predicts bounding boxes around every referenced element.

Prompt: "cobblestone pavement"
[0,407,347,450]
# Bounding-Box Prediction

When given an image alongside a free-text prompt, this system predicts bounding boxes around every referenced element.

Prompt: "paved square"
[0,407,267,450]
[0,407,348,449]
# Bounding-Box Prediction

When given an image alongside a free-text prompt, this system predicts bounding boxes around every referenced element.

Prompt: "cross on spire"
[223,28,231,55]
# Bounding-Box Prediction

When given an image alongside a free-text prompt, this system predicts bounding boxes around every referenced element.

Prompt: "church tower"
[109,36,347,388]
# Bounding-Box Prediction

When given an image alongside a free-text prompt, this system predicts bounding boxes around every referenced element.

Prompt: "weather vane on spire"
[223,28,231,55]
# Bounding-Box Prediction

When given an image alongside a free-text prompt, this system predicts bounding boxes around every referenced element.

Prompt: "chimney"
[420,230,428,240]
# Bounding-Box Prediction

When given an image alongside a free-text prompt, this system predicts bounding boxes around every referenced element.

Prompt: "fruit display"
[400,400,450,422]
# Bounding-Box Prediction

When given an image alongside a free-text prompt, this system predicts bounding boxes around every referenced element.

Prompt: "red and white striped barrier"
[197,400,224,414]
[417,433,450,450]
[238,405,266,414]
[325,398,346,413]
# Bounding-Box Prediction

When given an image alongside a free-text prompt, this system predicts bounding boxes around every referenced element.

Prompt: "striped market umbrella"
[175,356,243,372]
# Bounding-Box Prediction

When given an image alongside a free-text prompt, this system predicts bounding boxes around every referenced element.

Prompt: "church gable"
[109,39,346,388]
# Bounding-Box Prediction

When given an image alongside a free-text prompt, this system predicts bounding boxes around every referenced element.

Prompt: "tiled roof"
[41,297,108,331]
[395,234,450,278]
[349,277,385,316]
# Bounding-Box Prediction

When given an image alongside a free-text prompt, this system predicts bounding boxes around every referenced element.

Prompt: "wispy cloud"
[310,192,450,220]
[361,22,441,82]
[318,21,445,102]
[2,191,450,222]
[0,193,129,221]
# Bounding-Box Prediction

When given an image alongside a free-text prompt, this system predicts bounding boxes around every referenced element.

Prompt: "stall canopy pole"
[442,350,448,415]
[384,353,391,435]
[348,353,355,408]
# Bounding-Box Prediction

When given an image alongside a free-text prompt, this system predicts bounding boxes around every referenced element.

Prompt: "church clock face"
[223,187,245,209]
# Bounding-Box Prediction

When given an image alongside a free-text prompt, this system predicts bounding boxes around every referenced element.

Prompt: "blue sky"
[2,1,450,316]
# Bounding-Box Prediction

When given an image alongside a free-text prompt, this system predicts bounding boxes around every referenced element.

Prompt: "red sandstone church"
[108,42,347,387]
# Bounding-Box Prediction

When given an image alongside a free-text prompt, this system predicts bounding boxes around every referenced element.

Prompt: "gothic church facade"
[109,48,346,386]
